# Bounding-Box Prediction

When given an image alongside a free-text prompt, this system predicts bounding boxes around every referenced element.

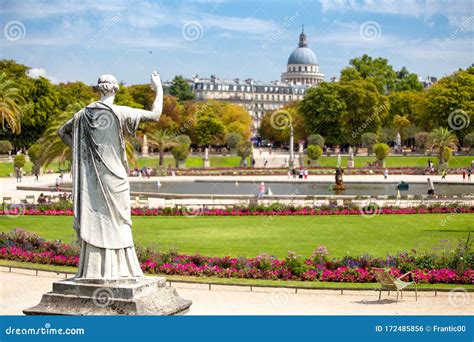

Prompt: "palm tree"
[148,129,179,166]
[428,127,458,166]
[0,73,26,134]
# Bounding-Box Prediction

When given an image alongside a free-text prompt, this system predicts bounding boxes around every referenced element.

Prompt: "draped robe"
[59,102,144,279]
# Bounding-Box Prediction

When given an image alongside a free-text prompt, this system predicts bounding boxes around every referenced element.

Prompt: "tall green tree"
[340,55,397,94]
[169,75,195,102]
[423,68,474,141]
[338,80,388,146]
[298,82,346,145]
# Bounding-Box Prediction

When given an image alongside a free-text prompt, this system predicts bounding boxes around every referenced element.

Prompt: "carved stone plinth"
[23,276,191,316]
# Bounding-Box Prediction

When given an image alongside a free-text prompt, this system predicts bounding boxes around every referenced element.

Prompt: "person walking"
[304,169,308,179]
[441,169,447,180]
[384,168,389,179]
[427,177,435,195]
[258,182,266,199]
[468,167,472,181]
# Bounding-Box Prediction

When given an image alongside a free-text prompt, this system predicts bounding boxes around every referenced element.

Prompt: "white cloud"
[27,67,59,83]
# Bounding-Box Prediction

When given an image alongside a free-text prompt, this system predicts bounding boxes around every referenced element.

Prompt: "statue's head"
[95,74,119,96]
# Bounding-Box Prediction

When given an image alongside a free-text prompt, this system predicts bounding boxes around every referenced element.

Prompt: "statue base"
[203,159,210,168]
[23,276,192,316]
[347,160,354,168]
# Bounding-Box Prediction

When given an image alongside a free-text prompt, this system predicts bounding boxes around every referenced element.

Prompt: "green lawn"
[0,214,471,258]
[135,156,249,169]
[2,155,471,177]
[310,155,473,168]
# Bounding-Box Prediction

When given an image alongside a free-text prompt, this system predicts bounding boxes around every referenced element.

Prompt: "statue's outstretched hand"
[151,71,161,91]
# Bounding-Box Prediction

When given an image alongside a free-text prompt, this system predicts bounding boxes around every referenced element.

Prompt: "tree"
[13,153,26,168]
[299,82,346,145]
[395,67,423,91]
[340,55,397,94]
[0,140,12,154]
[171,136,190,167]
[361,133,378,155]
[28,143,42,175]
[373,143,389,165]
[0,72,25,134]
[194,116,225,146]
[463,132,474,152]
[386,90,424,129]
[226,132,242,151]
[148,130,179,166]
[423,68,474,141]
[115,85,144,108]
[307,134,324,148]
[443,146,453,164]
[306,145,322,165]
[428,127,458,166]
[169,76,195,102]
[414,132,430,152]
[338,80,388,146]
[392,115,411,142]
[236,140,252,165]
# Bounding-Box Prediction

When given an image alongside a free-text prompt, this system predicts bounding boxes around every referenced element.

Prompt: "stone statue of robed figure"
[24,72,191,315]
[58,72,162,280]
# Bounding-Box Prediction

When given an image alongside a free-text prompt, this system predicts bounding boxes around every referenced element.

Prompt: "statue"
[57,73,163,280]
[203,147,210,168]
[334,167,345,192]
[24,72,191,315]
[142,134,149,155]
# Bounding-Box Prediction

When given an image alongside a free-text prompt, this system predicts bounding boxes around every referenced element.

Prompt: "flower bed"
[1,229,472,284]
[2,205,474,217]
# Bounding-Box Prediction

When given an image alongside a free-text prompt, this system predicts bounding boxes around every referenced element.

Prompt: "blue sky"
[1,0,473,85]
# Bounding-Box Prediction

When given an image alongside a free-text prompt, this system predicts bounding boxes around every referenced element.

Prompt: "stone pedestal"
[347,160,354,168]
[203,159,210,168]
[23,276,191,316]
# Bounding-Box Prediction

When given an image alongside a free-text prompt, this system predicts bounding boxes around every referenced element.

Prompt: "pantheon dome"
[281,28,324,85]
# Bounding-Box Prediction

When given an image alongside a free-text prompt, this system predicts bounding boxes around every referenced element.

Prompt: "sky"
[0,0,473,85]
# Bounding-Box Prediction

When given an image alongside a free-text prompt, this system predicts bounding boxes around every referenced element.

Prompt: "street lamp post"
[289,123,294,164]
